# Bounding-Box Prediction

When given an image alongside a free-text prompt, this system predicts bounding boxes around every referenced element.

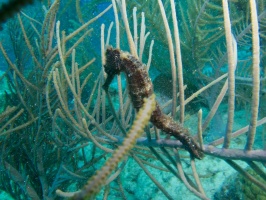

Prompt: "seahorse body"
[103,47,204,159]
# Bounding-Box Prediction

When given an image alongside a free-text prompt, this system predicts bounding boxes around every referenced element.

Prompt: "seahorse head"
[102,47,123,91]
[104,46,122,75]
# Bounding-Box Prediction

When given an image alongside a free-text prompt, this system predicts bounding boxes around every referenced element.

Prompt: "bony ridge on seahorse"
[102,46,204,159]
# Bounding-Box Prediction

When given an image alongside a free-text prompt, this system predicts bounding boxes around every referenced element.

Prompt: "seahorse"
[103,47,204,159]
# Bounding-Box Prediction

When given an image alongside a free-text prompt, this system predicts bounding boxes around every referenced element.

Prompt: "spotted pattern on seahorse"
[103,47,204,159]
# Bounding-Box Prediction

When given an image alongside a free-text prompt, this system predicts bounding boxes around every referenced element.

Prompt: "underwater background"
[0,0,266,199]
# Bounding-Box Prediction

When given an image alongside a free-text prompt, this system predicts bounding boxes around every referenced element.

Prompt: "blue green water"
[0,0,265,199]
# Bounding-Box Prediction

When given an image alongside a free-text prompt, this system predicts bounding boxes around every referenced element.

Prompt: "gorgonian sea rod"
[103,47,204,159]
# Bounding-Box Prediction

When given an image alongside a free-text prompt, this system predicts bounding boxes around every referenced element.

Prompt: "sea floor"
[0,104,264,199]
